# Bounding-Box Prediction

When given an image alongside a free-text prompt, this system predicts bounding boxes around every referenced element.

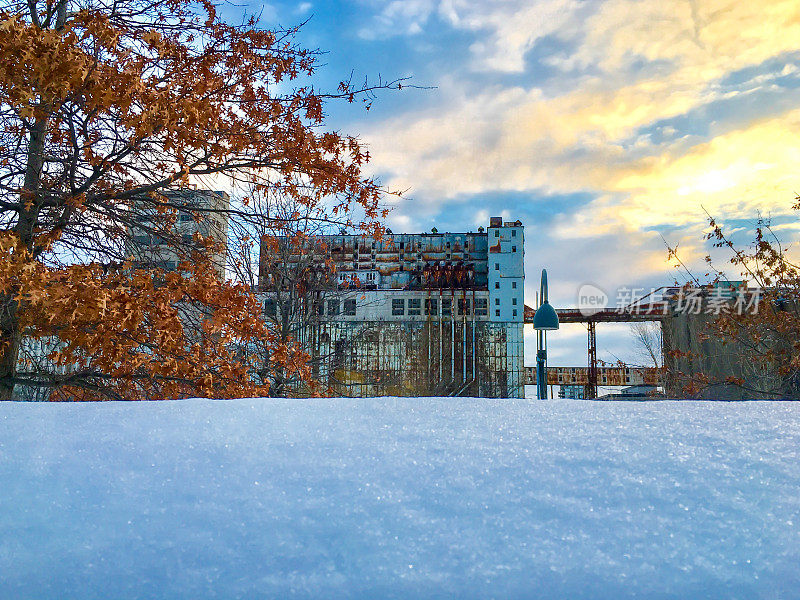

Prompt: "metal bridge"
[524,366,659,386]
[524,299,670,398]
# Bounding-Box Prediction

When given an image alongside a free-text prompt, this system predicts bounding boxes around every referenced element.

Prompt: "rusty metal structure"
[524,366,660,386]
[262,217,526,397]
[524,298,671,398]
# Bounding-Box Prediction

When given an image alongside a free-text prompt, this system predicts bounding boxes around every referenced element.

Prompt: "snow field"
[1,398,798,599]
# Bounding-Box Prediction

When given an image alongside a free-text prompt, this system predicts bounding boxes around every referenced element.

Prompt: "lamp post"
[533,269,559,399]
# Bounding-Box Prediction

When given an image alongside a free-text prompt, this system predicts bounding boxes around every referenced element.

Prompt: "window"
[512,298,517,305]
[495,282,500,289]
[495,263,499,271]
[512,229,517,237]
[328,299,340,316]
[512,245,517,253]
[495,309,500,317]
[512,281,517,289]
[495,298,500,305]
[264,299,276,317]
[494,230,499,237]
[441,299,452,316]
[344,299,356,316]
[425,298,438,316]
[475,298,488,316]
[180,213,194,222]
[392,298,405,316]
[133,234,150,245]
[513,309,518,317]
[457,298,471,315]
[408,298,421,315]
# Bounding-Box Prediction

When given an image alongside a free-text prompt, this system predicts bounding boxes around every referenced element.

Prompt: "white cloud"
[446,0,582,72]
[357,0,436,39]
[359,0,582,71]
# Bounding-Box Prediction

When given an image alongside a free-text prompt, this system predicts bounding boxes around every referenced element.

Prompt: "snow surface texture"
[1,399,799,600]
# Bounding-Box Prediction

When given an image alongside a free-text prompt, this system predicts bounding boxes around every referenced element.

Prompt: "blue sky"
[227,0,800,372]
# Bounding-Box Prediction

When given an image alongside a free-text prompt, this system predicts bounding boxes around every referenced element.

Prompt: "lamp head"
[533,300,559,330]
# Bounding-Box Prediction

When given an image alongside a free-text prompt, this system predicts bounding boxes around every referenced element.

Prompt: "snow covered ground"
[1,398,798,599]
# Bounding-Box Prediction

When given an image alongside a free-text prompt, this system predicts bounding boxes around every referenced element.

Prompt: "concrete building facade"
[262,217,526,398]
[127,188,230,279]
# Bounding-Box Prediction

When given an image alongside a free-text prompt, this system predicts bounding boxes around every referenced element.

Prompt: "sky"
[226,0,800,374]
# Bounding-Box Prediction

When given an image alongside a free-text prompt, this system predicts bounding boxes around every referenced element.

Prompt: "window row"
[132,233,201,246]
[264,298,357,318]
[391,298,488,316]
[263,297,522,319]
[494,281,519,289]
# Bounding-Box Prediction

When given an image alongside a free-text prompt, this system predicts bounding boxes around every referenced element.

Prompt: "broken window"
[328,299,339,316]
[425,298,438,316]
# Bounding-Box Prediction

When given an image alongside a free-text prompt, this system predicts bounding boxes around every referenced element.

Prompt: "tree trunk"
[0,114,47,400]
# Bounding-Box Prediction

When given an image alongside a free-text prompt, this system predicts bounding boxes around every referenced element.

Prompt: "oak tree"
[0,0,396,399]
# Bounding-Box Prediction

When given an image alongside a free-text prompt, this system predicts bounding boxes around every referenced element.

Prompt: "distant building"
[15,188,232,400]
[260,217,525,397]
[127,188,230,279]
[660,282,781,399]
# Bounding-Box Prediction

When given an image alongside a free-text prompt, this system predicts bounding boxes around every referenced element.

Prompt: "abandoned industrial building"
[259,217,526,397]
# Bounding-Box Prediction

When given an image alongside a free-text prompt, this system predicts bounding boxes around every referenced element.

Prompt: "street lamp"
[533,269,559,399]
